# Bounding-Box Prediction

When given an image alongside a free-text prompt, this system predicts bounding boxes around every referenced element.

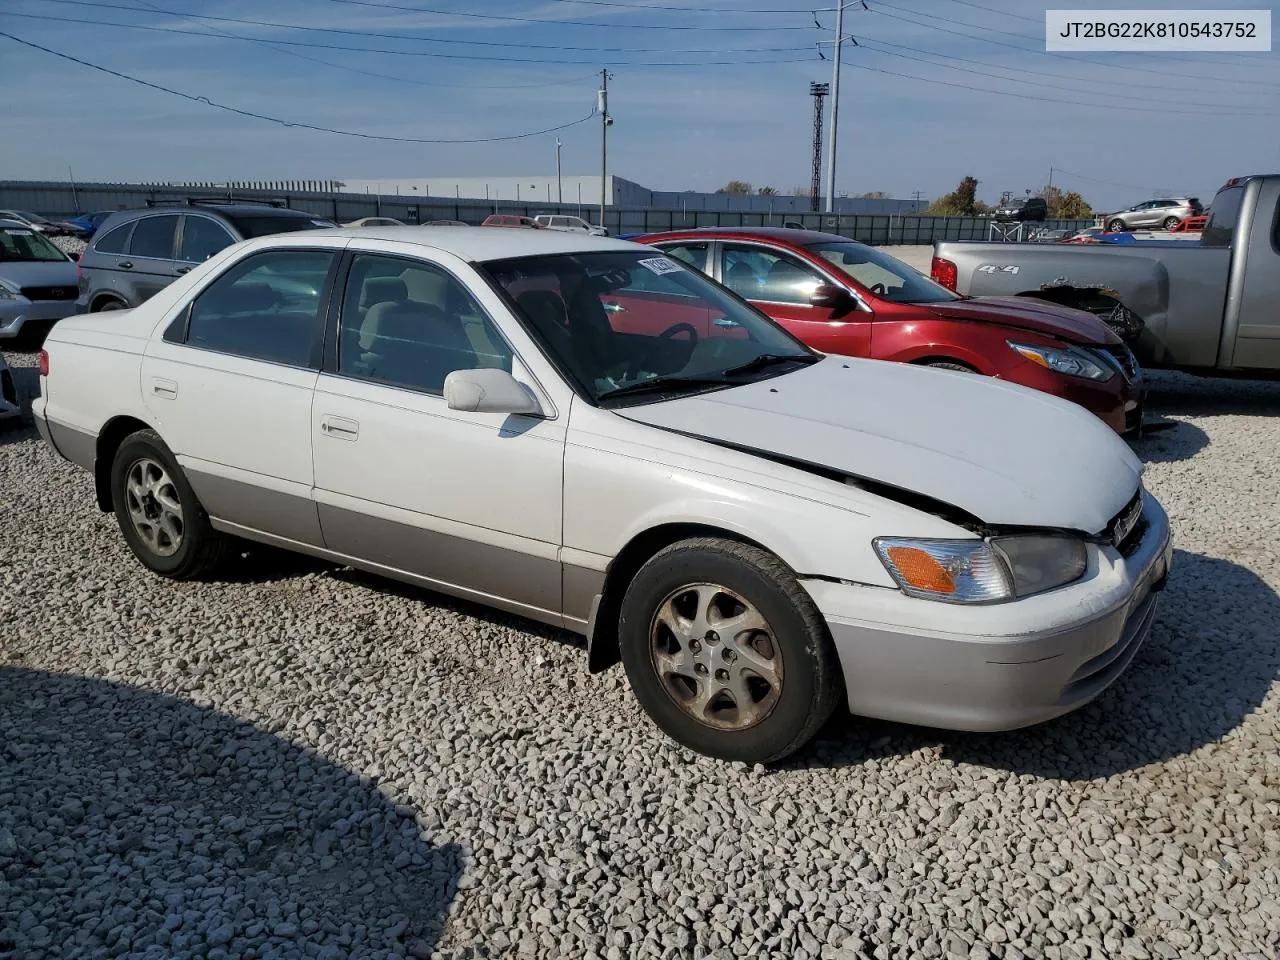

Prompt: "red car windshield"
[809,241,960,304]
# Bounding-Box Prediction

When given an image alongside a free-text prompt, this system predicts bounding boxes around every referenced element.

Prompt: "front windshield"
[808,240,959,304]
[482,250,816,404]
[0,226,69,262]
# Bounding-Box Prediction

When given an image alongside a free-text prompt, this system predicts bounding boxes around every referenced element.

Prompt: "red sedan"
[636,227,1143,435]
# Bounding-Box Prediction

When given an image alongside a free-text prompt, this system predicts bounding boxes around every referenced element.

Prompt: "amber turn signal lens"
[884,545,957,594]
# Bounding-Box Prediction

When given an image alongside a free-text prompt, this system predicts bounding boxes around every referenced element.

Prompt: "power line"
[34,0,817,51]
[540,0,817,12]
[853,38,1280,114]
[1052,168,1194,195]
[316,0,816,30]
[870,3,1280,85]
[0,29,599,142]
[117,0,599,89]
[1,11,817,65]
[835,48,1276,117]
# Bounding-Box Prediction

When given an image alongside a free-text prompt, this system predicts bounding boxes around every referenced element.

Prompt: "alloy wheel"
[124,458,184,557]
[649,583,783,731]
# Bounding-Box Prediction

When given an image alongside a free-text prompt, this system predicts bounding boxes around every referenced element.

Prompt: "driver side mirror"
[809,283,853,310]
[444,368,544,417]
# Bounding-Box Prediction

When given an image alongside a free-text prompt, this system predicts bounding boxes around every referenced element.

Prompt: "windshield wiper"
[597,375,731,403]
[721,353,819,378]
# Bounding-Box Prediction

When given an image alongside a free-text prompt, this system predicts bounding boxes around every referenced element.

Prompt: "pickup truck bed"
[934,175,1280,374]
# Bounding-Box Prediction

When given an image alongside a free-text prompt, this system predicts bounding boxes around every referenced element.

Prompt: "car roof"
[296,224,640,262]
[639,226,856,246]
[0,218,32,229]
[110,204,322,220]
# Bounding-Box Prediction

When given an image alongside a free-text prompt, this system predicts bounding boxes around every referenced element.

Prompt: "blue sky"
[1,0,1277,209]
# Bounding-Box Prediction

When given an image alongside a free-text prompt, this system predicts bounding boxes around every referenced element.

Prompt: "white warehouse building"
[336,176,651,207]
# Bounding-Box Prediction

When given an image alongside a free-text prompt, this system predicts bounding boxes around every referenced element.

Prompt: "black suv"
[992,197,1048,222]
[76,199,338,312]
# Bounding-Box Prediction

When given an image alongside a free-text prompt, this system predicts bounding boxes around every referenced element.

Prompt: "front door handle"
[602,302,626,314]
[319,415,359,440]
[151,378,178,399]
[117,261,134,270]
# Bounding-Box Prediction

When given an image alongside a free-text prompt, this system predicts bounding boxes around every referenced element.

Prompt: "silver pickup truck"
[932,175,1280,375]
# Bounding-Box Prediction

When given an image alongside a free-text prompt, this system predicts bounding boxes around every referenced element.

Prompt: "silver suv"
[1104,197,1202,233]
[76,199,337,313]
[533,214,607,236]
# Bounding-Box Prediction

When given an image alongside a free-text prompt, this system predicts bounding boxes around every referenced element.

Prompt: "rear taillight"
[38,350,49,377]
[931,256,958,291]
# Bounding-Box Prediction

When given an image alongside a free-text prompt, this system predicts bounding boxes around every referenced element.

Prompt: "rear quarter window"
[93,221,134,255]
[1201,186,1245,248]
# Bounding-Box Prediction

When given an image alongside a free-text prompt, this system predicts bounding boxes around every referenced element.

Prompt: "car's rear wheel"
[618,538,842,763]
[110,429,231,579]
[1162,216,1180,231]
[927,361,976,373]
[1107,218,1126,233]
[94,299,127,312]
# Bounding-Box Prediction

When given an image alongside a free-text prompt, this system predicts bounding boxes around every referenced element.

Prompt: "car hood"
[925,296,1120,345]
[617,356,1141,535]
[0,260,77,288]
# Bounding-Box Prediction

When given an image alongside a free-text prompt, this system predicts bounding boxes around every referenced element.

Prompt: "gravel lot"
[2,349,1278,960]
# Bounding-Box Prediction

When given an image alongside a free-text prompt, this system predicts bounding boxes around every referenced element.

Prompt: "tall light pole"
[824,3,844,213]
[598,68,612,228]
[556,138,563,204]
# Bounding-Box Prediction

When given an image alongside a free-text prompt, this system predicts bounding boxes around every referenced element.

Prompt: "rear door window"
[94,222,134,255]
[128,215,179,260]
[180,249,335,367]
[1202,186,1245,248]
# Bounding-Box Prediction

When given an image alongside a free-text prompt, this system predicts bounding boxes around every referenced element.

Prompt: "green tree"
[1039,185,1092,219]
[716,180,754,194]
[858,191,888,199]
[925,176,981,215]
[757,185,778,196]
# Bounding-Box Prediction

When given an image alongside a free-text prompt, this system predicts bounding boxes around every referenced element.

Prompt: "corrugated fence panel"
[0,182,1094,245]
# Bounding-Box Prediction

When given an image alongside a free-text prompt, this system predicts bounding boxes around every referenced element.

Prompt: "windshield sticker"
[4,229,34,236]
[637,256,683,276]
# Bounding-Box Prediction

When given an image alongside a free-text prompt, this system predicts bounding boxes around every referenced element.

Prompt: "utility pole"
[598,68,612,228]
[911,189,924,211]
[556,138,563,204]
[809,82,829,214]
[824,1,844,213]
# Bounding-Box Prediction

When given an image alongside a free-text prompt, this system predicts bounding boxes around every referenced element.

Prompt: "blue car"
[64,210,115,239]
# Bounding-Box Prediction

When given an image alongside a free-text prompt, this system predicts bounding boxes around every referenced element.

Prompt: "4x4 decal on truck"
[977,264,1020,275]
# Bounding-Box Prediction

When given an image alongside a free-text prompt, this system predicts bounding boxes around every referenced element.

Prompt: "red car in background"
[636,227,1144,435]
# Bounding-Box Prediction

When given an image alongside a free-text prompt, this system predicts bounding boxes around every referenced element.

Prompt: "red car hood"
[923,296,1120,345]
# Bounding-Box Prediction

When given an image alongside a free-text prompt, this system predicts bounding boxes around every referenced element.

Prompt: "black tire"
[618,537,842,763]
[927,361,976,373]
[95,299,127,312]
[1106,218,1126,233]
[1162,216,1180,231]
[110,429,232,579]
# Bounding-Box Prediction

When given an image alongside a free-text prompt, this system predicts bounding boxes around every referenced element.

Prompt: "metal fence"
[1,181,1093,246]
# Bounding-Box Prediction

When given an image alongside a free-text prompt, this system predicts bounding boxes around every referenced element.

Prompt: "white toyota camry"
[33,227,1172,762]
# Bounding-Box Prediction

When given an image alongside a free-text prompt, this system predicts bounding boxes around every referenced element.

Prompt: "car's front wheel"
[1107,218,1126,233]
[110,429,231,579]
[618,538,842,763]
[1162,216,1180,231]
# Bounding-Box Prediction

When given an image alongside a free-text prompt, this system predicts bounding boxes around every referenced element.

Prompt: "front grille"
[1106,490,1145,554]
[20,285,77,302]
[1096,344,1139,382]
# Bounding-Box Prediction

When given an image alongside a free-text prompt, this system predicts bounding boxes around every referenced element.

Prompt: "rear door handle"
[320,415,359,440]
[151,378,178,399]
[117,261,134,269]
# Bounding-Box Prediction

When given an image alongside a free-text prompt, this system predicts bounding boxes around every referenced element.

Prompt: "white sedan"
[32,227,1172,762]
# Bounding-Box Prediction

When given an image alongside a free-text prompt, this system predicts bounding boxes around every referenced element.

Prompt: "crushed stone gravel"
[1,351,1278,960]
